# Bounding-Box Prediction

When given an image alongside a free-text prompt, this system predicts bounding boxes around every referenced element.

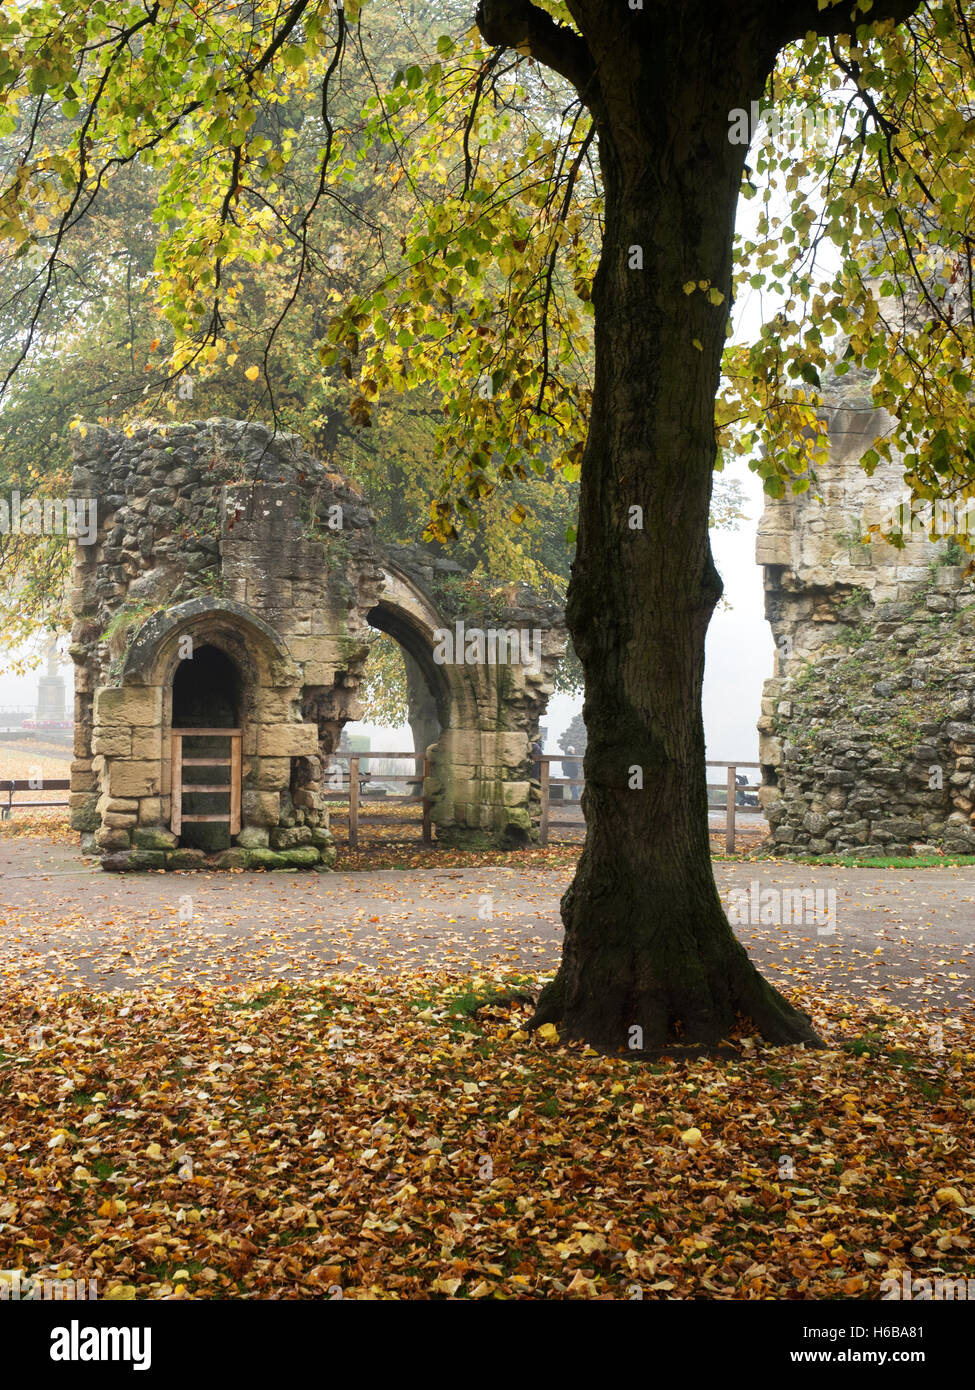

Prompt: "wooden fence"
[535,756,763,852]
[706,761,762,854]
[1,757,765,854]
[324,752,432,850]
[1,777,71,819]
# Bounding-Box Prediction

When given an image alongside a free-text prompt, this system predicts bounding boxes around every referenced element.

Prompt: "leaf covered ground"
[0,975,971,1300]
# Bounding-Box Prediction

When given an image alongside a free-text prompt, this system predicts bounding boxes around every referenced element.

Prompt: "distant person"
[531,738,543,782]
[562,746,580,800]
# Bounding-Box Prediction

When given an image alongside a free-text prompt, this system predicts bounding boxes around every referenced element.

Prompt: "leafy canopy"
[2,0,974,628]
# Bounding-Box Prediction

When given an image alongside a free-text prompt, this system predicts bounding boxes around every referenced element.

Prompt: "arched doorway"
[171,644,242,852]
[365,602,450,757]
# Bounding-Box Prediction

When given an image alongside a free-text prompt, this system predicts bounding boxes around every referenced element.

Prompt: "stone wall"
[68,419,566,868]
[756,367,975,856]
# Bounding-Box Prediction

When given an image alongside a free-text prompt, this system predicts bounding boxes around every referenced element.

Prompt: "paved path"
[0,838,972,1012]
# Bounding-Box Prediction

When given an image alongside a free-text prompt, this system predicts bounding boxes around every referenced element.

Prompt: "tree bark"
[524,5,825,1051]
[476,0,923,1051]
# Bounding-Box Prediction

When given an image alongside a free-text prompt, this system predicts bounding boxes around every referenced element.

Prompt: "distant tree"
[558,713,586,756]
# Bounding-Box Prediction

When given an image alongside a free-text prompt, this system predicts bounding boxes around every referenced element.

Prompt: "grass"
[766,853,975,868]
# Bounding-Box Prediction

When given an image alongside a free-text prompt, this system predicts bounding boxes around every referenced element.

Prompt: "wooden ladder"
[171,727,242,838]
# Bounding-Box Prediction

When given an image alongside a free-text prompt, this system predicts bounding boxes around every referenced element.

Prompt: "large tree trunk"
[531,9,823,1051]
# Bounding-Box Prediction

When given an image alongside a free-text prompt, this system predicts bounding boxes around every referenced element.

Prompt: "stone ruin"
[757,362,975,856]
[68,419,565,870]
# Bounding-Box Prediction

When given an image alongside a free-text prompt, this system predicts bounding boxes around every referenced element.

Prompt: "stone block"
[93,686,162,728]
[883,818,924,839]
[100,852,133,872]
[132,827,178,850]
[501,780,531,808]
[236,825,269,849]
[107,761,160,799]
[214,848,251,869]
[251,757,290,790]
[91,726,132,758]
[758,735,783,765]
[96,794,139,815]
[280,845,322,867]
[243,789,280,826]
[257,724,320,758]
[270,825,313,849]
[167,848,207,869]
[95,826,131,851]
[129,850,166,869]
[292,788,323,811]
[69,795,101,833]
[255,690,301,723]
[138,797,162,825]
[131,727,162,760]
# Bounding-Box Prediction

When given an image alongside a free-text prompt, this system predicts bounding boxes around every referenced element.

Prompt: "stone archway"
[67,419,567,868]
[357,557,565,843]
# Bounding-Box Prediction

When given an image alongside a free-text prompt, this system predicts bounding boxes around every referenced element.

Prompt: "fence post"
[421,755,432,846]
[540,758,550,846]
[171,734,182,837]
[349,754,359,850]
[229,734,242,836]
[725,764,736,855]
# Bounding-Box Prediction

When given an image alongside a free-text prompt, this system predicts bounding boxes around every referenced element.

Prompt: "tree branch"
[475,0,596,101]
[775,0,924,43]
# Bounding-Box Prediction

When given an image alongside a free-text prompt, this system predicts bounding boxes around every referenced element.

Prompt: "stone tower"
[756,364,975,856]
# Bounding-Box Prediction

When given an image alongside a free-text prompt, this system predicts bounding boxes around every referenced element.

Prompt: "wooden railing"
[536,755,583,844]
[0,777,71,819]
[535,756,764,852]
[706,761,762,854]
[0,754,765,855]
[324,752,432,850]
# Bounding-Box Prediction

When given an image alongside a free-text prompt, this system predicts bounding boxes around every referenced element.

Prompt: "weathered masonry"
[68,420,565,870]
[757,363,975,857]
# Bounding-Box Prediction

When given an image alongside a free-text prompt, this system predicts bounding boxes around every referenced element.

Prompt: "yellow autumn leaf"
[431,1276,462,1295]
[245,365,260,380]
[935,1187,964,1205]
